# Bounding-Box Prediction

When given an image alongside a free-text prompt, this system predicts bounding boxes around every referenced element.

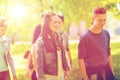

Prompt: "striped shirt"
[78,29,110,67]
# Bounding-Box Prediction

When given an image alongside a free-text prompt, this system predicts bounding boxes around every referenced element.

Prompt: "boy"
[78,7,115,80]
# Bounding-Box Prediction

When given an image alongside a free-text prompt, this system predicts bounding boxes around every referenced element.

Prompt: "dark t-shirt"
[78,29,110,67]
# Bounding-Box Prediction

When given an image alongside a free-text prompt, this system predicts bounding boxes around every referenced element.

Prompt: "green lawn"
[10,42,120,80]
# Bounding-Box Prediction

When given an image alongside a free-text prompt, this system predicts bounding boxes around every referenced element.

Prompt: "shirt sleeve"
[106,31,111,56]
[4,38,16,77]
[78,35,87,59]
[104,30,111,56]
[36,38,45,79]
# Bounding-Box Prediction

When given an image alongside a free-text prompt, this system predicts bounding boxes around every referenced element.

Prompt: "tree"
[0,0,120,42]
[39,0,120,30]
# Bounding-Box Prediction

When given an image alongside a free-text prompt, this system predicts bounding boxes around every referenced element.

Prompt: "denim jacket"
[36,36,70,79]
[3,36,16,77]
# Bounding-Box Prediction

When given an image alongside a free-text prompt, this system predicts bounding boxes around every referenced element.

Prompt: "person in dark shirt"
[78,7,115,80]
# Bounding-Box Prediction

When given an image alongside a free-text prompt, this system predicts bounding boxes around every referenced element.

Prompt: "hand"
[69,59,72,69]
[83,76,89,80]
[64,71,70,80]
[38,78,45,80]
[64,75,69,80]
[13,76,17,80]
[65,71,70,76]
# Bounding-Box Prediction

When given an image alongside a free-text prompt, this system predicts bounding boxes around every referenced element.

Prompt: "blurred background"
[0,0,120,80]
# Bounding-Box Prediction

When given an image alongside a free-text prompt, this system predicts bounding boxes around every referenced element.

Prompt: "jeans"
[31,71,37,80]
[86,63,118,80]
[0,70,10,80]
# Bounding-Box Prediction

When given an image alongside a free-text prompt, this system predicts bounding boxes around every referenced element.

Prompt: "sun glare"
[117,3,120,12]
[9,5,27,18]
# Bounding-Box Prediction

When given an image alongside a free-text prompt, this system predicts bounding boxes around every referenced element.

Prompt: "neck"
[89,25,102,33]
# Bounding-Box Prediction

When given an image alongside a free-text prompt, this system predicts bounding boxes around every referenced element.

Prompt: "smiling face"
[92,13,106,29]
[49,15,63,33]
[92,7,107,30]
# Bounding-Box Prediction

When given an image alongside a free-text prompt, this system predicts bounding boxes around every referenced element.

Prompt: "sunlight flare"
[9,4,27,18]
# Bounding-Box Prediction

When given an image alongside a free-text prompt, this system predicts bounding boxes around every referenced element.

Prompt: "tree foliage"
[0,0,120,42]
[40,0,120,29]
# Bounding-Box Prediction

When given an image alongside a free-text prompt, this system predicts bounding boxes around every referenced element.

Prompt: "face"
[0,26,7,37]
[92,14,106,29]
[49,15,62,33]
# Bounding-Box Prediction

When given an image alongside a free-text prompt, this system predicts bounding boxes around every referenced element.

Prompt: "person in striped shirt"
[78,7,115,80]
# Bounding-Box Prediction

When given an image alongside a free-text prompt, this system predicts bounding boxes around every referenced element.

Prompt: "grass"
[9,42,120,80]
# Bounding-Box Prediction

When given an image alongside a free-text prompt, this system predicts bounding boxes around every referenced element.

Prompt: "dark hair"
[32,13,45,44]
[41,12,57,52]
[32,24,41,44]
[92,6,107,16]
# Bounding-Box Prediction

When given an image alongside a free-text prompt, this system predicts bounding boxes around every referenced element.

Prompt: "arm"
[31,44,36,71]
[78,59,89,80]
[25,53,33,78]
[4,38,17,80]
[108,56,115,74]
[27,53,33,69]
[63,32,72,68]
[78,35,88,80]
[7,52,17,80]
[66,50,72,68]
[36,39,45,79]
[6,52,16,77]
[107,31,115,74]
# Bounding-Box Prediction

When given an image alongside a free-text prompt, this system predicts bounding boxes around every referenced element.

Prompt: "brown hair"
[41,12,57,52]
[32,24,41,44]
[92,6,107,17]
[31,13,45,44]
